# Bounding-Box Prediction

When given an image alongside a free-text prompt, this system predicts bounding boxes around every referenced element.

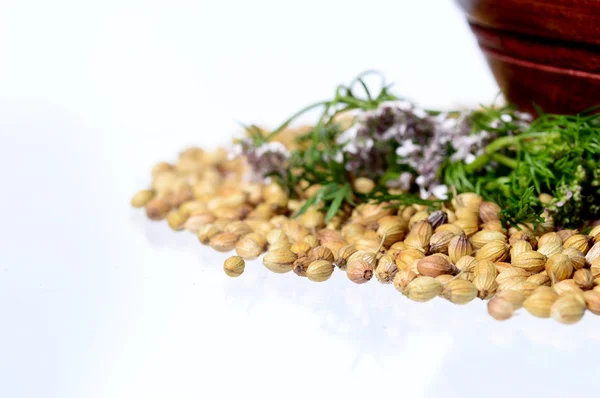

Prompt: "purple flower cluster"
[232,138,290,182]
[336,101,533,199]
[338,101,475,198]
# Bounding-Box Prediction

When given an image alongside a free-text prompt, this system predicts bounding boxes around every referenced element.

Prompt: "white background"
[1,1,599,398]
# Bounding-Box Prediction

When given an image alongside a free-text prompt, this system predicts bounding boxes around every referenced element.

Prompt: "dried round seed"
[263,249,297,274]
[131,189,155,208]
[551,294,586,324]
[224,256,245,277]
[346,259,374,284]
[306,260,335,282]
[210,232,239,252]
[488,297,514,321]
[441,279,478,304]
[145,197,172,221]
[404,277,442,302]
[393,269,417,294]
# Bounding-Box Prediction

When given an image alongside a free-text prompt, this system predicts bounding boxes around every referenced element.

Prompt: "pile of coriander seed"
[131,146,600,325]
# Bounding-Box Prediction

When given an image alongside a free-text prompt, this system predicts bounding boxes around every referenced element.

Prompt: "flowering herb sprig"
[233,73,600,228]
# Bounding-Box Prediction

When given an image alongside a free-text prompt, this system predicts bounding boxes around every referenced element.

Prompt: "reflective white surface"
[2,1,599,397]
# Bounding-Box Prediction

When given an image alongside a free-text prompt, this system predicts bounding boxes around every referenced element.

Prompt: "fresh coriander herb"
[234,72,600,229]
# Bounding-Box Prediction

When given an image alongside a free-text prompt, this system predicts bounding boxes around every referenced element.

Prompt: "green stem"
[491,153,518,169]
[465,132,554,173]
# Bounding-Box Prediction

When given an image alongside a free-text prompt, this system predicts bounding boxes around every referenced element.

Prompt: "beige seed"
[479,201,501,223]
[508,231,538,249]
[583,291,600,315]
[526,271,551,286]
[377,220,406,247]
[151,161,174,177]
[263,249,297,274]
[224,221,252,237]
[592,258,600,278]
[470,230,506,250]
[496,268,530,290]
[494,262,513,273]
[553,280,586,305]
[473,259,498,299]
[346,259,374,284]
[494,290,526,309]
[453,219,479,236]
[510,240,533,258]
[535,212,555,234]
[435,223,464,235]
[488,297,514,321]
[209,232,238,252]
[303,235,319,248]
[585,241,600,265]
[417,255,456,277]
[573,269,594,290]
[545,254,574,281]
[551,294,586,324]
[290,241,312,257]
[224,256,245,277]
[145,197,172,221]
[395,248,425,271]
[512,251,547,273]
[322,240,347,257]
[348,250,377,268]
[404,277,442,302]
[429,231,455,254]
[353,177,375,194]
[452,192,482,213]
[197,224,221,245]
[235,233,265,260]
[563,234,592,255]
[523,287,559,318]
[455,255,477,281]
[448,233,474,263]
[511,281,540,298]
[441,279,478,304]
[167,210,188,231]
[131,189,155,208]
[557,229,578,242]
[562,247,586,270]
[266,229,288,245]
[184,212,217,232]
[537,242,563,258]
[310,246,335,262]
[375,254,397,284]
[334,245,358,270]
[408,211,430,229]
[179,200,207,218]
[292,256,311,277]
[476,241,509,262]
[393,269,417,293]
[306,260,335,282]
[436,274,454,284]
[537,232,562,248]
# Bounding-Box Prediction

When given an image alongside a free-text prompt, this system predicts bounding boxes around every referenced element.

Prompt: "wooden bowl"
[456,0,600,114]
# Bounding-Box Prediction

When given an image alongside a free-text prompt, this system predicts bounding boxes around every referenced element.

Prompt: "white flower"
[515,111,533,122]
[331,152,343,163]
[395,139,420,157]
[336,125,358,144]
[464,153,477,165]
[255,141,289,158]
[500,114,513,122]
[431,184,449,200]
